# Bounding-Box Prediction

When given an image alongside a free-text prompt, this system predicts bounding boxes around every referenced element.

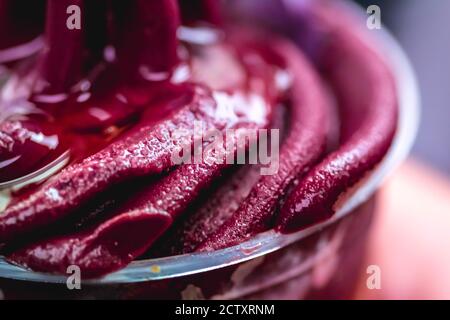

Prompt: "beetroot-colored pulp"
[0,0,398,278]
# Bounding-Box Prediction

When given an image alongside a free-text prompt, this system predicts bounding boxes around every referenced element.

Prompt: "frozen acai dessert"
[0,0,397,279]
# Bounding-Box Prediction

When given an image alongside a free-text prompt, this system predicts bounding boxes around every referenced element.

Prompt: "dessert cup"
[0,0,419,299]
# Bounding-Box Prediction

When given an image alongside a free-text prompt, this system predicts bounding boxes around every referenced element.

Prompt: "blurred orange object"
[355,159,450,299]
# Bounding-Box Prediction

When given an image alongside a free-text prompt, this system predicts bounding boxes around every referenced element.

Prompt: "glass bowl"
[0,0,420,300]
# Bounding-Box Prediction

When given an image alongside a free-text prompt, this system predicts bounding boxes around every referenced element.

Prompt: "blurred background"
[353,0,450,300]
[356,0,450,176]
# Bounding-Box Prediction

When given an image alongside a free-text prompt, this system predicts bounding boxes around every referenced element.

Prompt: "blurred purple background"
[357,0,450,176]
